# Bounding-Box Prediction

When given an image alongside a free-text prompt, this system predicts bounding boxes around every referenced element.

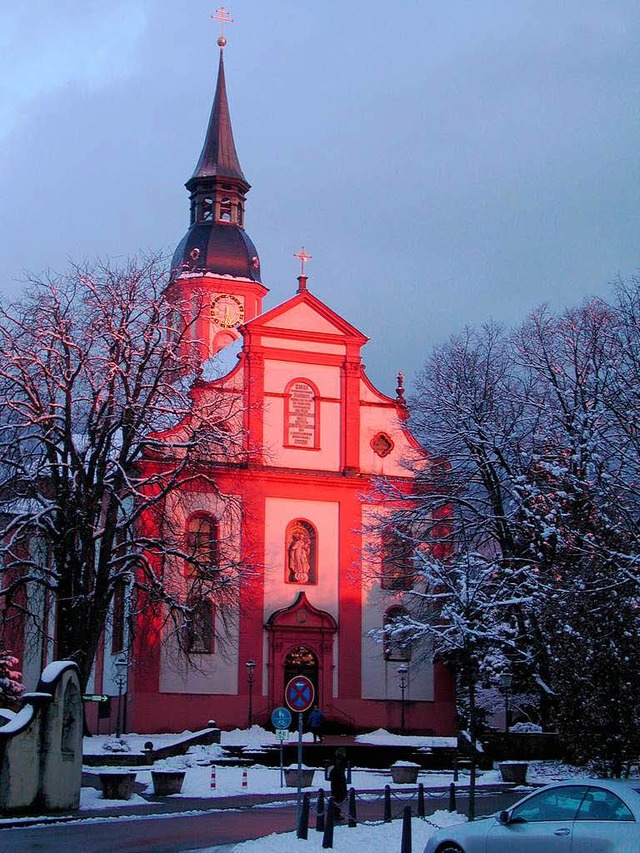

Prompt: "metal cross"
[294,247,312,276]
[211,7,234,41]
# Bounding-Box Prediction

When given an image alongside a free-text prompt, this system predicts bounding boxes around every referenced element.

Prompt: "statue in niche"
[287,521,315,584]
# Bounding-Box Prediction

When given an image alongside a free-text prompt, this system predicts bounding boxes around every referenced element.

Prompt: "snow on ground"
[216,810,467,853]
[85,725,456,757]
[84,758,496,803]
[2,727,628,853]
[355,729,457,749]
[80,726,612,812]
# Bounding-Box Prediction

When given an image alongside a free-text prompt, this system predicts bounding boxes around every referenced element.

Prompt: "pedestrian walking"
[328,747,348,821]
[308,705,325,743]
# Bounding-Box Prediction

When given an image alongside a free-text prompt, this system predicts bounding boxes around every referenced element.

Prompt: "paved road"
[0,790,522,853]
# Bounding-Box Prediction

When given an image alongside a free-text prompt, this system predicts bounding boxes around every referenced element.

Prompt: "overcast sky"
[1,1,638,392]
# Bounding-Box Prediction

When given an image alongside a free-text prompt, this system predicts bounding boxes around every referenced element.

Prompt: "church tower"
[167,28,268,361]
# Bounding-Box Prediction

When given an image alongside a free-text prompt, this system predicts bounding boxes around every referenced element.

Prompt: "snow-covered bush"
[0,649,24,708]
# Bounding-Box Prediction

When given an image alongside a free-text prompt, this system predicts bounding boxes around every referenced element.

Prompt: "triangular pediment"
[247,291,368,344]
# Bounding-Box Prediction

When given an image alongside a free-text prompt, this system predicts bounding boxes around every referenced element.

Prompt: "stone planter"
[284,768,315,788]
[151,770,186,796]
[99,772,137,800]
[499,761,528,784]
[390,764,420,784]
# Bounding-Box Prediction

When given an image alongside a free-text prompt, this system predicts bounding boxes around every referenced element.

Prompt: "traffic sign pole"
[271,707,293,788]
[297,710,303,825]
[283,676,315,829]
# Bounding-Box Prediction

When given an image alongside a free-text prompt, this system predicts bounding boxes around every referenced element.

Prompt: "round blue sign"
[271,706,292,729]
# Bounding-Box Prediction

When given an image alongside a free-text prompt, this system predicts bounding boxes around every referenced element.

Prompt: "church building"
[122,33,455,736]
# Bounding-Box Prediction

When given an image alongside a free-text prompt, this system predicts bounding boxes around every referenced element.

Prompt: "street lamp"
[245,659,256,728]
[397,665,409,735]
[499,673,513,734]
[114,654,128,738]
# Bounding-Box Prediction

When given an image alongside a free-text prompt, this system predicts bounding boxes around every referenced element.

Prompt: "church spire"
[188,47,248,188]
[184,19,250,231]
[169,6,265,345]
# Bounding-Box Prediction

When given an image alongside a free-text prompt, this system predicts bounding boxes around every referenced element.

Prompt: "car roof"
[538,779,640,796]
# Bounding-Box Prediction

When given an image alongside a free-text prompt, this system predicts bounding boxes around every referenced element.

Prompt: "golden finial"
[211,7,234,48]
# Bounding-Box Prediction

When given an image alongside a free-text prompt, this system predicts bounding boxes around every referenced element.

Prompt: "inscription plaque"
[287,382,316,447]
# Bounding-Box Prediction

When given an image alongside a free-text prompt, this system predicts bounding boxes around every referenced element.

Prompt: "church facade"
[123,41,455,735]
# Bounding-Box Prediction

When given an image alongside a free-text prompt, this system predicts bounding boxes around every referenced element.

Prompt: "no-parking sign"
[284,675,315,714]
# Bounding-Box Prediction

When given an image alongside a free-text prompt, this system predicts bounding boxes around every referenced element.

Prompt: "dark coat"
[329,760,347,804]
[309,709,324,729]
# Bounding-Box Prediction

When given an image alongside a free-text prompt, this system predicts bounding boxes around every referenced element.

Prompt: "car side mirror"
[497,810,510,825]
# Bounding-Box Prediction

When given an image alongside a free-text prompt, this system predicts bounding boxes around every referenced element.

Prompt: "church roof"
[188,50,248,188]
[171,222,261,281]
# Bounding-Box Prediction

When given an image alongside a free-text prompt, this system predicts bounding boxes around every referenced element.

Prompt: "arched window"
[220,197,232,222]
[185,599,215,654]
[384,606,411,661]
[285,520,317,584]
[201,197,214,221]
[381,527,414,590]
[185,514,219,578]
[284,379,319,449]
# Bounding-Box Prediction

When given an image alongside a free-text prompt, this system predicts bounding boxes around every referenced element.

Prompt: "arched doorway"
[283,646,319,704]
[266,592,337,712]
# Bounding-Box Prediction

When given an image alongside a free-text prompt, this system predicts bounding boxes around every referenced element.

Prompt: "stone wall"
[0,661,83,814]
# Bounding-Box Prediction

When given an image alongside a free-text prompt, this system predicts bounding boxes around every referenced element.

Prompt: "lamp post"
[114,654,128,738]
[245,659,256,728]
[397,665,409,735]
[499,673,513,734]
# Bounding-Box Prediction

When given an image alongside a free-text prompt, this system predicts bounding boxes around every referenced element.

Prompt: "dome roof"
[171,223,261,282]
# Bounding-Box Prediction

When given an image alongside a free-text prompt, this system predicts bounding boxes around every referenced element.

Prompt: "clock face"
[211,294,245,328]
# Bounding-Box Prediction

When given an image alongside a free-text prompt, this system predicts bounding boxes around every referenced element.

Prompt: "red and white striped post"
[242,769,248,788]
[210,768,216,790]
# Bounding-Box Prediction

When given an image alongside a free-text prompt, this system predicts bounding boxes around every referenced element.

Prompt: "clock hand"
[224,307,232,326]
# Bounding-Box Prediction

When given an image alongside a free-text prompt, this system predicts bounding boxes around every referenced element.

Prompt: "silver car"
[424,779,640,852]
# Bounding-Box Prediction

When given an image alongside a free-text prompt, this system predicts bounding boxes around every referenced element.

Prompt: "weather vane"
[294,247,312,277]
[211,7,234,47]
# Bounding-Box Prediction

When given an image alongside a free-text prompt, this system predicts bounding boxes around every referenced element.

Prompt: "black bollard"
[400,805,412,853]
[348,787,357,828]
[316,788,325,832]
[384,784,392,822]
[418,782,425,817]
[322,796,335,849]
[297,792,310,840]
[346,761,352,784]
[448,781,456,812]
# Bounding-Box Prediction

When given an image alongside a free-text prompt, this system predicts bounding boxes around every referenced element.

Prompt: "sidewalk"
[0,782,520,831]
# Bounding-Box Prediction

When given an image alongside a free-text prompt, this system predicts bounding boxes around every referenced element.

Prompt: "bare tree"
[0,256,249,693]
[513,298,640,773]
[375,280,640,774]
